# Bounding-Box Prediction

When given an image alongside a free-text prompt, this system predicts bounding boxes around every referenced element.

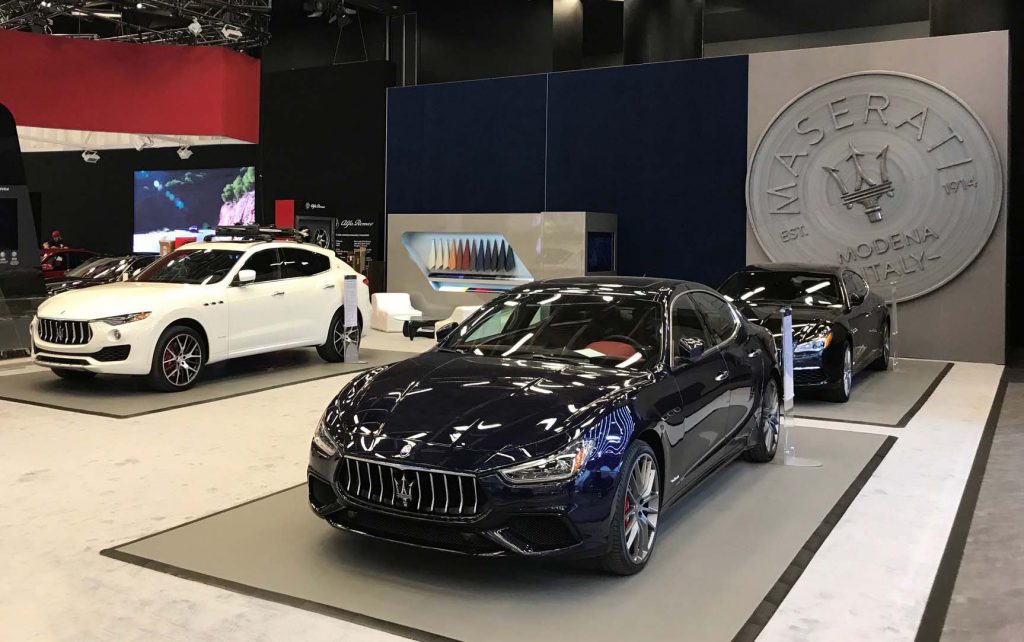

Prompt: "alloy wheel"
[332,317,359,355]
[623,453,660,564]
[763,380,780,453]
[162,333,202,387]
[843,348,853,396]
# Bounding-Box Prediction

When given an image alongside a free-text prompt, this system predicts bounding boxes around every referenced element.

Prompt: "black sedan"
[719,264,891,402]
[45,254,158,296]
[308,277,781,574]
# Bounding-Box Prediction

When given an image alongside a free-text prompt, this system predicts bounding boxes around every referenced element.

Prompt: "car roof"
[534,276,709,296]
[177,240,333,255]
[743,263,844,276]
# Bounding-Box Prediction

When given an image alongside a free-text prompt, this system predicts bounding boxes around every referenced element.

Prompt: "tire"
[824,343,853,403]
[869,321,891,371]
[745,377,780,463]
[316,307,361,363]
[602,440,660,575]
[145,325,205,392]
[51,368,96,381]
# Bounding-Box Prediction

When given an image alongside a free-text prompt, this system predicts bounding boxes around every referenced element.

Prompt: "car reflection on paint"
[718,263,891,403]
[308,277,782,574]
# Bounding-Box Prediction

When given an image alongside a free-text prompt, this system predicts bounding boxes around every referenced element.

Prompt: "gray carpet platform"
[0,348,411,418]
[793,359,952,427]
[104,426,887,642]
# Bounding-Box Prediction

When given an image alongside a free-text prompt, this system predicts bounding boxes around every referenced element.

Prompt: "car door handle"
[747,349,761,358]
[272,291,286,297]
[715,371,729,382]
[322,284,336,290]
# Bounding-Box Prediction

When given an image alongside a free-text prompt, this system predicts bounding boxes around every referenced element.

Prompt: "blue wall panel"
[385,56,749,285]
[545,56,749,285]
[386,74,548,214]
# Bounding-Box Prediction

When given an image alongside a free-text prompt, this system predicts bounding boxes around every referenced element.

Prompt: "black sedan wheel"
[603,441,660,575]
[746,378,780,462]
[824,344,853,403]
[870,321,891,371]
[146,325,204,392]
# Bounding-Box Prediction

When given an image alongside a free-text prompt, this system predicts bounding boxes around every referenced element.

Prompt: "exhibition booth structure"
[0,18,1016,642]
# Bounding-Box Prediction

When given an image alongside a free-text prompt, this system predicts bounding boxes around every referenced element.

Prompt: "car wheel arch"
[633,429,665,493]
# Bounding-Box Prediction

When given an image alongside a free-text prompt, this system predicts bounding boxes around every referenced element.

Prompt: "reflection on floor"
[943,376,1024,641]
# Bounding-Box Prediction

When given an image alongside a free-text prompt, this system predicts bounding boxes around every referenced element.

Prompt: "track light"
[81,150,100,163]
[177,145,193,160]
[187,17,201,35]
[220,24,242,40]
[134,135,153,151]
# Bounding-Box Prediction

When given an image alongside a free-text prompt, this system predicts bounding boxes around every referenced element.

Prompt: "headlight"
[312,411,339,457]
[795,331,832,353]
[96,312,151,326]
[499,438,595,484]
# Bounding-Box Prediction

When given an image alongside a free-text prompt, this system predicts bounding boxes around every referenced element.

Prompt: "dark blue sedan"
[308,277,781,574]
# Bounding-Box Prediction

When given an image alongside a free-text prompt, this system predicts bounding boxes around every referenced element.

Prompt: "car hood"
[37,281,191,319]
[328,351,652,472]
[737,303,842,343]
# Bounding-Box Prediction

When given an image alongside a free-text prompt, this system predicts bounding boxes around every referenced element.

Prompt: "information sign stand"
[342,275,365,364]
[778,307,821,468]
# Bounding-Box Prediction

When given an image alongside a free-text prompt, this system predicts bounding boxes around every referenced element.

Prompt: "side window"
[691,291,738,345]
[280,248,330,278]
[241,249,282,283]
[842,271,867,301]
[672,294,711,358]
[66,253,90,268]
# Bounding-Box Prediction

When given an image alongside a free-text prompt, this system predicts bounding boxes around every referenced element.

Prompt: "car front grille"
[37,318,91,345]
[339,457,483,518]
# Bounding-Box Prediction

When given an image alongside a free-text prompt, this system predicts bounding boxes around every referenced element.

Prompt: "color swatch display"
[426,237,516,274]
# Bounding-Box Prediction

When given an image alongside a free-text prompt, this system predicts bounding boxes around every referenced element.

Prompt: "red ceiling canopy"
[0,29,260,143]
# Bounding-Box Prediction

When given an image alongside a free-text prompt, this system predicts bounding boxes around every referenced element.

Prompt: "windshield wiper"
[528,354,588,364]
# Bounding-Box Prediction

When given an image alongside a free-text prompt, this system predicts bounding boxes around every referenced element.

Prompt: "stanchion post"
[342,275,365,364]
[889,280,899,371]
[779,306,822,468]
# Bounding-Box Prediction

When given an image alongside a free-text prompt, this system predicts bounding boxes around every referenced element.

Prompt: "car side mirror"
[849,292,865,306]
[674,337,705,368]
[435,322,458,344]
[236,269,256,285]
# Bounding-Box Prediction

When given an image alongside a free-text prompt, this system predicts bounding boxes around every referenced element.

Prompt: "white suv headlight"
[96,312,151,326]
[499,438,595,485]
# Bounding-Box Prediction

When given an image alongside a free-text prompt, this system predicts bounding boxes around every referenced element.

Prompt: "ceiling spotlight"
[134,135,153,151]
[81,150,100,164]
[221,24,242,40]
[177,145,193,160]
[136,2,143,8]
[187,17,201,35]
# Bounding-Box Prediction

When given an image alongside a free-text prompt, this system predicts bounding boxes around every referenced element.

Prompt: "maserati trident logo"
[823,143,894,222]
[747,71,1003,302]
[394,473,415,507]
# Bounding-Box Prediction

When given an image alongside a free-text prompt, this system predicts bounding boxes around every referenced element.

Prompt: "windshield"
[442,290,664,369]
[719,271,843,308]
[136,248,244,285]
[65,257,124,279]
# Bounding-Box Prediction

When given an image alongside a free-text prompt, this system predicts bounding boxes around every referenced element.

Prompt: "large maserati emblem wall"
[747,72,1003,301]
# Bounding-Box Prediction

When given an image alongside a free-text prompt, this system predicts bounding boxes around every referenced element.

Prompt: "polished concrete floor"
[943,378,1024,641]
[0,335,1006,642]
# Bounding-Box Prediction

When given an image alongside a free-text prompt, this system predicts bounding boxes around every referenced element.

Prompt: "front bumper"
[30,316,158,375]
[307,450,619,558]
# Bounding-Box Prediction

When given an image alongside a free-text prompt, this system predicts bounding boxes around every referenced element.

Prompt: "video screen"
[587,231,614,273]
[133,167,255,253]
[0,198,17,253]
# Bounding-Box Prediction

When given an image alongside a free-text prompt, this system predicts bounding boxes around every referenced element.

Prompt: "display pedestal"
[778,411,822,468]
[343,275,366,364]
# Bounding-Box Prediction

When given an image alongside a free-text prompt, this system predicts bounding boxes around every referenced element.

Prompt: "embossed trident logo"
[394,473,415,507]
[823,143,895,223]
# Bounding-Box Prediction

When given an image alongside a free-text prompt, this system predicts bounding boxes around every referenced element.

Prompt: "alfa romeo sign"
[747,72,1002,302]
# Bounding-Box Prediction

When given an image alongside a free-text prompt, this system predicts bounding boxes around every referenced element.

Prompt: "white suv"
[31,238,371,391]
